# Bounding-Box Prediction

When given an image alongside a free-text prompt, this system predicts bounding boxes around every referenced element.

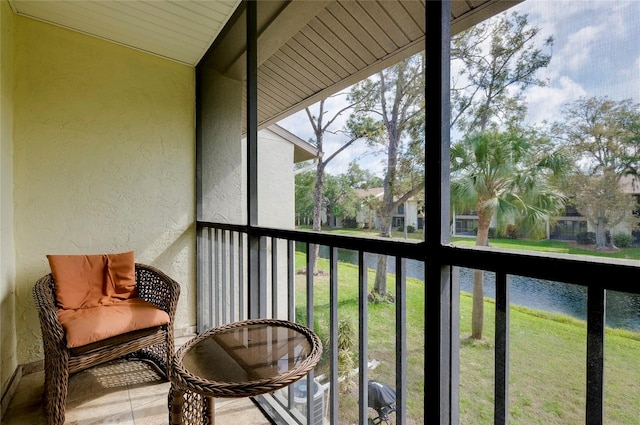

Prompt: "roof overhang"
[9,0,522,124]
[199,0,522,129]
[267,124,319,163]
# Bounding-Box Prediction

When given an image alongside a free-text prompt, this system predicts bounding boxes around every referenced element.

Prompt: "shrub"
[506,224,519,239]
[342,217,357,228]
[396,225,404,232]
[337,318,357,391]
[488,228,497,238]
[576,231,596,245]
[613,233,633,248]
[407,225,416,233]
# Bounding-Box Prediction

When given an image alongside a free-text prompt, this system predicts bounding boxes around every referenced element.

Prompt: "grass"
[450,236,640,260]
[313,226,640,260]
[295,251,640,424]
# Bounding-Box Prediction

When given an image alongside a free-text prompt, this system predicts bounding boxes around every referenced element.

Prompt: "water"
[310,246,640,331]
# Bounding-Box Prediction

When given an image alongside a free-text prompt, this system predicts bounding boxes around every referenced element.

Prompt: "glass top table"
[169,319,322,424]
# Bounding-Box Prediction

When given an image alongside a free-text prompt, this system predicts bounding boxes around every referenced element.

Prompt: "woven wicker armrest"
[134,263,180,316]
[33,263,180,425]
[33,274,66,347]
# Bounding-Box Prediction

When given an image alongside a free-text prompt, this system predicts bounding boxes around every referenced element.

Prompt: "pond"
[311,246,640,332]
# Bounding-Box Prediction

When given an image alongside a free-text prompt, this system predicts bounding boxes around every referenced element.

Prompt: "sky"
[277,0,640,176]
[520,0,640,124]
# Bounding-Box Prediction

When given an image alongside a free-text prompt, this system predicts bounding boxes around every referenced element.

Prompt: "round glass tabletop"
[182,322,312,383]
[171,319,322,398]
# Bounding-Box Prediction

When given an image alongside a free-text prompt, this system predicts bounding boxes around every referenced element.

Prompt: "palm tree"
[451,130,568,339]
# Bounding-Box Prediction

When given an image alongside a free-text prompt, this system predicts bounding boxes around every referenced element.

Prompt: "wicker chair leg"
[169,386,185,425]
[44,353,69,425]
[204,397,215,425]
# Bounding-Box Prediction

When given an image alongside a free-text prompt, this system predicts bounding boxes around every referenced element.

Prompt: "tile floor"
[1,335,272,425]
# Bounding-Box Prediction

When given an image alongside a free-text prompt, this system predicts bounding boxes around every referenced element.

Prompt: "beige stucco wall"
[257,128,295,229]
[12,16,196,365]
[199,68,246,224]
[257,128,296,319]
[0,0,16,397]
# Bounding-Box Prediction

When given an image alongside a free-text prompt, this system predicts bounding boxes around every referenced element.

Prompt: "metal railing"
[197,220,640,425]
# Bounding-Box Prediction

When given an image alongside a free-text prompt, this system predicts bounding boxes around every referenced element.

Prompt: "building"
[454,175,640,241]
[353,188,423,231]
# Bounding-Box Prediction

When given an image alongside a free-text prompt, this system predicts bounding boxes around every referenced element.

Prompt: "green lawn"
[450,235,640,260]
[295,251,640,424]
[313,226,640,260]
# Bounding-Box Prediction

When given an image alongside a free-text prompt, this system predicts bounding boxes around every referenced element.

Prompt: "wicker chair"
[33,263,180,425]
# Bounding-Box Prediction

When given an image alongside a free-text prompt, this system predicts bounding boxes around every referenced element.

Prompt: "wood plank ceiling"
[198,0,521,129]
[256,1,429,126]
[9,0,520,126]
[8,0,241,65]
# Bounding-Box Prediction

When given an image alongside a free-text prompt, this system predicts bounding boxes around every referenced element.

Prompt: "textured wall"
[0,0,16,396]
[199,68,246,224]
[257,128,295,229]
[12,17,196,364]
[257,128,295,318]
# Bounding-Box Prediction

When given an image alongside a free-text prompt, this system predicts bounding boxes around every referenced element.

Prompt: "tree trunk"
[372,214,393,296]
[595,219,608,249]
[312,163,325,274]
[471,204,492,339]
[310,231,321,274]
[373,254,388,295]
[471,269,484,339]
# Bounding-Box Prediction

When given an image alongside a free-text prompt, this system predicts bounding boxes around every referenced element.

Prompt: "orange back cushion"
[47,251,136,310]
[106,251,138,300]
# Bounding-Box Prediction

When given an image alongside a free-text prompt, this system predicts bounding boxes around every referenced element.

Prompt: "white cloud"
[525,76,587,124]
[515,0,639,122]
[520,0,619,23]
[559,25,604,72]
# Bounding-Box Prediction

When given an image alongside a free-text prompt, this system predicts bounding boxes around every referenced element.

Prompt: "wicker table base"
[169,387,214,425]
[168,319,322,425]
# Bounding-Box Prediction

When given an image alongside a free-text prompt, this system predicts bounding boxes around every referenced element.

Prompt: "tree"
[344,161,383,189]
[450,11,555,340]
[295,169,360,229]
[348,53,425,300]
[566,172,636,247]
[305,96,358,275]
[294,168,315,226]
[322,173,359,228]
[451,130,567,339]
[344,162,383,229]
[360,193,381,231]
[451,11,553,134]
[555,96,640,247]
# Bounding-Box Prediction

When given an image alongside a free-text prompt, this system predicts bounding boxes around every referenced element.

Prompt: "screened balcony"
[195,1,640,423]
[2,1,640,425]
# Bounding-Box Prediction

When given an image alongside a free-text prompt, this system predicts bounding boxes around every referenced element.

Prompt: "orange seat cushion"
[57,298,170,348]
[47,251,137,310]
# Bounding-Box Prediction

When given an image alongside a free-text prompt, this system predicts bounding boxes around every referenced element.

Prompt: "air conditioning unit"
[293,377,325,425]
